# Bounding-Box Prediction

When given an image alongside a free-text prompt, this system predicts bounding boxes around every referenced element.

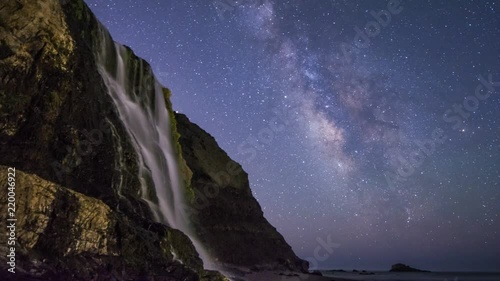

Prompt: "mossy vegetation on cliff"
[0,0,306,278]
[175,113,309,272]
[163,87,195,202]
[0,0,220,279]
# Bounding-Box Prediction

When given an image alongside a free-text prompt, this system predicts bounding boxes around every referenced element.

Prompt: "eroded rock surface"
[0,0,306,279]
[176,113,308,272]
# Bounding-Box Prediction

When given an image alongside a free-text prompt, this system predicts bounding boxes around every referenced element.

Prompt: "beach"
[242,270,353,281]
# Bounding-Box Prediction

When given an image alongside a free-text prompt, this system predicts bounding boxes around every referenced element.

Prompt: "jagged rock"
[0,0,146,217]
[0,0,213,279]
[0,166,204,280]
[0,0,306,278]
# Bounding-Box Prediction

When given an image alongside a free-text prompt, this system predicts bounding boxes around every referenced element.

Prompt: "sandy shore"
[241,270,353,281]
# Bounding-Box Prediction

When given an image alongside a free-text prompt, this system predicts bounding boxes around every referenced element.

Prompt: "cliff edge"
[0,0,306,279]
[176,113,307,272]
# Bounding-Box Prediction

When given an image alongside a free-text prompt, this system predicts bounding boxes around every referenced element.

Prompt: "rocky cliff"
[0,0,306,280]
[0,166,217,280]
[176,114,307,272]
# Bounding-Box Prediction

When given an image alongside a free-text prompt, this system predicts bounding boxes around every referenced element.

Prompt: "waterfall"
[94,27,216,270]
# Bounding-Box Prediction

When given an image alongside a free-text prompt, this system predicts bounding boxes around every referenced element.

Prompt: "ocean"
[321,271,500,281]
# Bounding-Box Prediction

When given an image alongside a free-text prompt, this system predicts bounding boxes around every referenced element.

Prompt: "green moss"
[162,88,195,202]
[73,0,85,20]
[166,228,203,274]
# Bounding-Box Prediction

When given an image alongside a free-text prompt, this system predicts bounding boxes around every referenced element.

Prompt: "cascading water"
[94,27,216,270]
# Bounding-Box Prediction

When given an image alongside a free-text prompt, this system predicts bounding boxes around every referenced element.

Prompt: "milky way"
[87,0,500,271]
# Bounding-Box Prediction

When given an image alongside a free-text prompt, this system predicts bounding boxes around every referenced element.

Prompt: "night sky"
[86,0,500,271]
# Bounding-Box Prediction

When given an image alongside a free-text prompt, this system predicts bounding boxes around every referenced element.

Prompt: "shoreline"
[242,271,354,281]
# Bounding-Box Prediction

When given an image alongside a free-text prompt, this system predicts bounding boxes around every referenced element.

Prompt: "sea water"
[321,271,500,281]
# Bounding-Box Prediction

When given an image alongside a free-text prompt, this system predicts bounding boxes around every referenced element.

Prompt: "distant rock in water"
[390,263,429,272]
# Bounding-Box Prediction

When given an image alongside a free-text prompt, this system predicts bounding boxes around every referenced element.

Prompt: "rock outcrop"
[0,0,306,279]
[1,1,210,278]
[390,263,429,272]
[0,166,217,280]
[176,113,307,272]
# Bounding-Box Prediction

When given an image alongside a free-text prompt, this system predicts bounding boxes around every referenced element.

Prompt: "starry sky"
[86,0,500,272]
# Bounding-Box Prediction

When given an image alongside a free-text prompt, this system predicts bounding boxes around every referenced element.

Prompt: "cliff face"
[0,166,208,280]
[0,0,305,279]
[0,0,144,216]
[0,0,222,279]
[176,114,307,272]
